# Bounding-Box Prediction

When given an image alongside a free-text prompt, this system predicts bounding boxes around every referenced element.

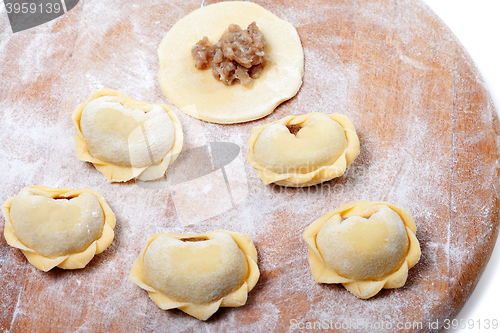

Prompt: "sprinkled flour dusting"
[0,0,499,332]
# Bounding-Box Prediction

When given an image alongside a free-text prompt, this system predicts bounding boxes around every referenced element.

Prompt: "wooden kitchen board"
[0,0,499,332]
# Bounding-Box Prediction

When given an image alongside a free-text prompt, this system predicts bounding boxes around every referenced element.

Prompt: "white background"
[422,1,500,332]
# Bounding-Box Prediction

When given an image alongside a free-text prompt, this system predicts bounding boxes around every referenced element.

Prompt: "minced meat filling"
[192,22,267,86]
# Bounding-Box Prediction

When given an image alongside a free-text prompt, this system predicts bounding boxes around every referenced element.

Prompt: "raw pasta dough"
[72,89,183,182]
[158,1,304,124]
[303,201,421,299]
[1,186,116,271]
[247,113,360,186]
[129,230,260,320]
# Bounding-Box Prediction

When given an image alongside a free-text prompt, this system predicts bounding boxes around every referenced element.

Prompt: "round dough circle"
[158,1,304,124]
[316,205,409,280]
[142,233,248,304]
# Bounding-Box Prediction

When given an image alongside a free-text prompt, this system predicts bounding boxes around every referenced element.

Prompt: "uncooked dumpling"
[1,186,116,271]
[72,89,183,182]
[129,230,260,321]
[158,1,304,124]
[303,201,421,299]
[247,113,360,186]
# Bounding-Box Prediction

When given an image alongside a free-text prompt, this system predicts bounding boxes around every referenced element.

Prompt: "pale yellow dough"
[72,89,183,182]
[129,230,260,321]
[158,1,304,124]
[303,201,421,299]
[1,186,116,272]
[247,113,360,187]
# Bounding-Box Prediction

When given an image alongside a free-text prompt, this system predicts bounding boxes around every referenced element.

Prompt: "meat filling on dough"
[192,22,267,86]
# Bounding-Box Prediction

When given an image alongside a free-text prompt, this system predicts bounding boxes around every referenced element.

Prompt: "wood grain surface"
[0,0,499,332]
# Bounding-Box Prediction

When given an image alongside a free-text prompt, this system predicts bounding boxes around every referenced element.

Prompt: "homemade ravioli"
[1,186,116,271]
[303,201,421,299]
[129,231,260,321]
[158,1,304,123]
[247,113,360,186]
[72,89,183,182]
